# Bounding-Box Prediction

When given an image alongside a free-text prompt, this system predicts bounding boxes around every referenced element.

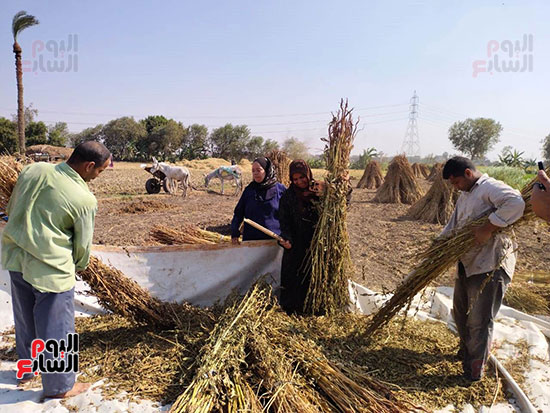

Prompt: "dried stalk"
[304,100,355,315]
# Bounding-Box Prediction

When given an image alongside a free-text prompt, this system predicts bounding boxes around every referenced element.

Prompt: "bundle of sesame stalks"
[259,310,418,413]
[0,156,26,210]
[374,155,423,204]
[79,256,213,329]
[169,283,270,413]
[151,224,231,245]
[357,160,383,189]
[365,168,549,337]
[427,163,444,182]
[411,163,430,179]
[266,149,291,187]
[171,282,416,413]
[304,100,356,315]
[406,169,458,224]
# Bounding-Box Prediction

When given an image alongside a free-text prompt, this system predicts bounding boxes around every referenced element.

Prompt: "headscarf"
[289,160,317,208]
[249,157,278,190]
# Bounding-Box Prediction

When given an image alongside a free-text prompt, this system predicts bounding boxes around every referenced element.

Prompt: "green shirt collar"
[57,162,89,191]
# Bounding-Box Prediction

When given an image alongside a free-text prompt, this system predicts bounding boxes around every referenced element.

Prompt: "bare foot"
[45,382,91,399]
[17,377,35,386]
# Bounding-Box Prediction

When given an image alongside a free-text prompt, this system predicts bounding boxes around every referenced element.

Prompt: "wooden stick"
[243,218,284,242]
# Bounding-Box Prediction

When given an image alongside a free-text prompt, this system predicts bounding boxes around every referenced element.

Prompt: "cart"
[143,166,177,194]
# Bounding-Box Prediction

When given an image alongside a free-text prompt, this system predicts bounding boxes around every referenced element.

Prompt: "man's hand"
[231,237,240,245]
[279,239,292,249]
[311,180,326,194]
[531,170,550,222]
[473,221,499,245]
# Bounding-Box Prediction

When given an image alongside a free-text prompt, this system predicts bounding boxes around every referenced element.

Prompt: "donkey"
[204,165,242,195]
[151,157,191,197]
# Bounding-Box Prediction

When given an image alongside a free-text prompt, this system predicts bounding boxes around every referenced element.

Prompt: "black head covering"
[250,157,278,190]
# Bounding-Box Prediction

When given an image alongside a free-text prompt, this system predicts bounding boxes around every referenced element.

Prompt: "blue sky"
[1,0,548,159]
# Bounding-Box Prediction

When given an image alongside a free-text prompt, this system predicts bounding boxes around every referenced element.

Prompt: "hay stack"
[356,160,383,189]
[26,144,73,160]
[151,224,231,245]
[305,100,355,315]
[411,163,430,179]
[0,156,26,211]
[266,149,291,187]
[79,256,212,329]
[373,155,423,204]
[365,167,549,337]
[427,163,444,182]
[170,283,414,413]
[406,171,458,224]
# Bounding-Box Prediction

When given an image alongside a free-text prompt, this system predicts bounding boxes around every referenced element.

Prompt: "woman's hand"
[231,237,241,245]
[279,239,292,249]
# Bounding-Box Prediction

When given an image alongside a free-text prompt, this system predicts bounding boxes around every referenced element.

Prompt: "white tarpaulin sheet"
[1,231,549,412]
[349,281,550,413]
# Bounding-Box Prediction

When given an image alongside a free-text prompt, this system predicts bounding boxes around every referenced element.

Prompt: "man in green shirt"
[2,141,110,399]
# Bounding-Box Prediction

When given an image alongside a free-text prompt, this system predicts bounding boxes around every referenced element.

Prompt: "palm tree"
[12,11,39,154]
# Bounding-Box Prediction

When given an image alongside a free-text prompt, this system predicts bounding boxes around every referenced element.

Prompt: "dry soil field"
[90,160,550,292]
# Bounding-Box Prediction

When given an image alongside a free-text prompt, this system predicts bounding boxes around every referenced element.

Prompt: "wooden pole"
[243,218,284,242]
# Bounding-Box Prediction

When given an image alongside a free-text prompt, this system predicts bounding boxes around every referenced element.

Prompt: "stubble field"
[90,160,550,292]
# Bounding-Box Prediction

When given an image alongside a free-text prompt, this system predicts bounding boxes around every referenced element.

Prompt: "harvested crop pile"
[180,158,230,170]
[170,283,415,413]
[406,170,458,224]
[411,163,430,179]
[428,163,444,182]
[374,155,423,204]
[26,144,73,159]
[357,160,383,189]
[504,272,550,315]
[266,149,291,187]
[0,156,28,210]
[366,167,550,337]
[151,224,231,245]
[118,199,176,214]
[305,100,355,315]
[78,256,213,329]
[69,308,507,410]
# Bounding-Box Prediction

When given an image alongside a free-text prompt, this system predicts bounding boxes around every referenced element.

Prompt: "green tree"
[181,124,208,160]
[47,122,70,146]
[25,121,48,146]
[12,11,39,153]
[497,146,524,167]
[70,124,104,147]
[209,124,251,160]
[0,117,18,153]
[448,118,502,160]
[351,147,378,169]
[138,118,184,161]
[245,136,265,160]
[262,139,279,155]
[103,117,146,160]
[141,115,169,135]
[282,137,309,160]
[543,133,550,163]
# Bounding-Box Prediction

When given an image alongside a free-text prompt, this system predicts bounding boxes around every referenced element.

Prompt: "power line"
[0,102,409,121]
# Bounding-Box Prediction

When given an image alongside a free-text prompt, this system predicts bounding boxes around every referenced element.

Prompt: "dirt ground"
[91,162,550,292]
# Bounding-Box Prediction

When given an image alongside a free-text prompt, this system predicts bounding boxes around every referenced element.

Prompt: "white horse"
[151,157,191,197]
[204,165,242,195]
